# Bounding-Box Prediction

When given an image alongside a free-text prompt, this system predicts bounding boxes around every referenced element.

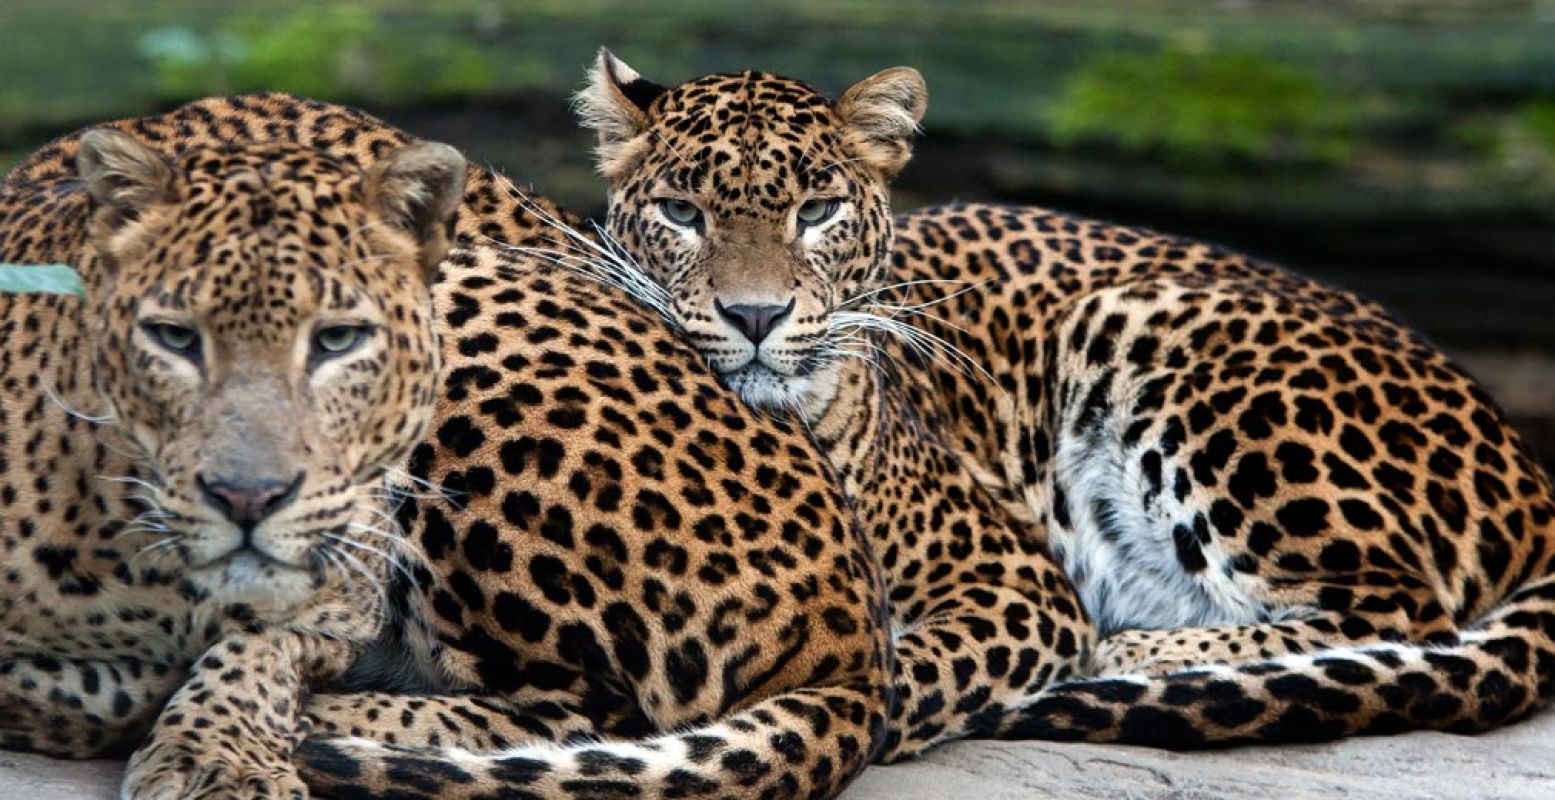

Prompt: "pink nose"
[196,472,304,533]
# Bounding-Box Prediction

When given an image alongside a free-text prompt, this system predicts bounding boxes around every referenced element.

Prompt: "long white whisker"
[325,542,390,612]
[872,303,974,336]
[319,548,359,605]
[341,523,423,562]
[831,310,999,389]
[382,468,460,503]
[481,172,676,322]
[841,278,974,309]
[131,535,185,565]
[96,474,160,492]
[41,378,116,425]
[336,528,420,582]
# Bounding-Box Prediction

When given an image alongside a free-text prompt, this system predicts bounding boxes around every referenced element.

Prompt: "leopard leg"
[876,556,1094,763]
[1096,618,1368,676]
[0,656,182,758]
[304,691,597,751]
[122,630,358,800]
[1093,588,1453,676]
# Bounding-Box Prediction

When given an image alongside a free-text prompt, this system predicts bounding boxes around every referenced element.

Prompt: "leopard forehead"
[110,143,425,340]
[638,72,855,201]
[139,143,375,281]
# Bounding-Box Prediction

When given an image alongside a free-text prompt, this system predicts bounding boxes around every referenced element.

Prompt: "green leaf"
[0,263,87,299]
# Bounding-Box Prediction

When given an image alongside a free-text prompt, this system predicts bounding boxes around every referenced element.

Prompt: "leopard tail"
[296,676,885,800]
[998,572,1555,746]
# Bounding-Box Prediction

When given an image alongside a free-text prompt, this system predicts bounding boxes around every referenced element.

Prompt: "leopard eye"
[796,198,841,228]
[313,325,369,357]
[143,322,200,356]
[657,199,703,228]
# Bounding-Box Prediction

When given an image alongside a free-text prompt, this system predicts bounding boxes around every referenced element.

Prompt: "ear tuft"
[836,67,928,179]
[76,129,178,225]
[574,48,665,177]
[363,141,467,276]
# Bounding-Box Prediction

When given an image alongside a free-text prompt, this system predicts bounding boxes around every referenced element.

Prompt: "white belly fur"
[1037,412,1269,637]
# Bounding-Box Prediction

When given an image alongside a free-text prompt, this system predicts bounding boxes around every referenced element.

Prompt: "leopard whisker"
[831,310,999,390]
[498,234,676,325]
[130,535,185,565]
[382,466,461,504]
[341,523,424,566]
[869,303,975,337]
[356,503,409,532]
[40,377,117,425]
[318,548,359,605]
[323,540,390,612]
[864,278,993,316]
[330,533,416,575]
[96,474,162,493]
[114,522,171,539]
[481,180,675,319]
[839,278,976,310]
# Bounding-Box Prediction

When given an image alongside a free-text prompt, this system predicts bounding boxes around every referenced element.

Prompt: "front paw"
[121,744,306,800]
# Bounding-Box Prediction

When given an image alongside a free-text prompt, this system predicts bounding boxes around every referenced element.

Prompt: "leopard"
[0,120,467,796]
[1,93,893,800]
[572,49,1555,758]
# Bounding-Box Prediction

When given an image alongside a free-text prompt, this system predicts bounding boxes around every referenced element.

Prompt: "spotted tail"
[1000,573,1555,746]
[297,678,884,800]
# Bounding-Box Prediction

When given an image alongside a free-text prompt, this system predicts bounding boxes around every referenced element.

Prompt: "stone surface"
[4,709,1552,799]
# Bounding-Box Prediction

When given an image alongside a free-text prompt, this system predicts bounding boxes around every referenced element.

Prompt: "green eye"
[797,198,840,227]
[314,325,367,355]
[144,322,199,354]
[657,199,702,227]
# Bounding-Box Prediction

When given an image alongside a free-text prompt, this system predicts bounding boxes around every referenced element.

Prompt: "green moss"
[1049,49,1355,167]
[1523,99,1555,152]
[137,4,498,103]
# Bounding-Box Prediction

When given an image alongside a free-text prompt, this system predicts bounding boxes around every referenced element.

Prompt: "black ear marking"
[601,48,667,113]
[617,77,668,113]
[577,48,668,177]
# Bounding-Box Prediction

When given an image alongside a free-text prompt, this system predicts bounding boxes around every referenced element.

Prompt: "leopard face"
[577,50,925,414]
[75,130,464,609]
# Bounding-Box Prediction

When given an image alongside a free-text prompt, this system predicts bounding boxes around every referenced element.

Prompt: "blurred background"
[2,0,1552,462]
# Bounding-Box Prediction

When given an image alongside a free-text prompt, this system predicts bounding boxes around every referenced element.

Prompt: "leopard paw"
[120,745,306,800]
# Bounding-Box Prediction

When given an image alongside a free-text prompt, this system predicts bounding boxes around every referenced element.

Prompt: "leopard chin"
[721,363,815,413]
[189,549,318,610]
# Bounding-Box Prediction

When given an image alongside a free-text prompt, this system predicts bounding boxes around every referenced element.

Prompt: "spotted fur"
[2,93,894,800]
[578,55,1555,756]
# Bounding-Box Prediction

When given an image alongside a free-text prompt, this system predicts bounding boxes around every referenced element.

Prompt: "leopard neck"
[804,356,883,494]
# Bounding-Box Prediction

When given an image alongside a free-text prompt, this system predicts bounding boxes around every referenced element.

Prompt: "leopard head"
[577,49,926,414]
[75,129,464,609]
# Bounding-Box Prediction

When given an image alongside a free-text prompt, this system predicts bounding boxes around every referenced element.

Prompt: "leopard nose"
[197,472,305,534]
[715,297,796,345]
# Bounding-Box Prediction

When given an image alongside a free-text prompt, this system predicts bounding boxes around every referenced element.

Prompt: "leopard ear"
[836,67,928,179]
[363,141,467,278]
[76,129,179,229]
[575,48,666,178]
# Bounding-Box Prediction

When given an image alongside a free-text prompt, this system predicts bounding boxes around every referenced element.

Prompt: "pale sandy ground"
[4,707,1549,799]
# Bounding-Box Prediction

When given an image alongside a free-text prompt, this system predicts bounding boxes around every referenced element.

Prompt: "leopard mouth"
[190,543,304,575]
[188,546,319,608]
[720,363,809,411]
